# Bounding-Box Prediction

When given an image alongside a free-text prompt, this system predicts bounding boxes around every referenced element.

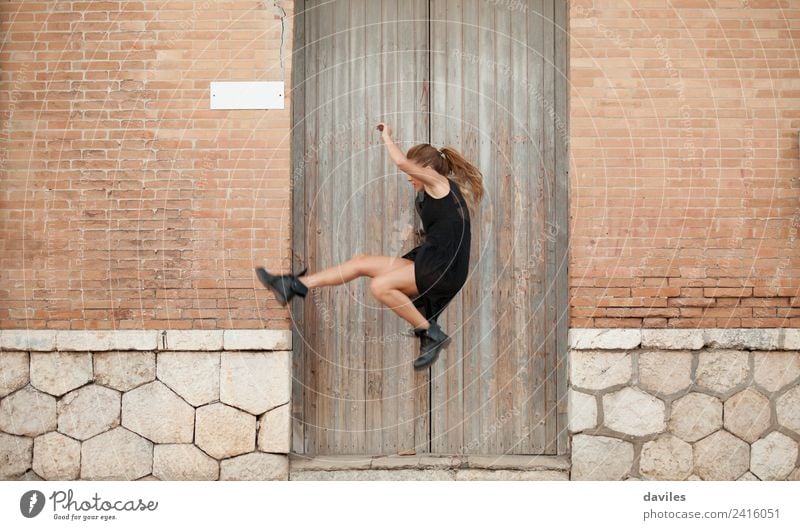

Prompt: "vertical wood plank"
[554,0,569,456]
[363,0,384,455]
[331,0,345,454]
[494,0,515,455]
[290,0,307,455]
[528,0,547,454]
[431,0,464,455]
[542,0,558,455]
[344,0,366,455]
[478,0,499,454]
[303,0,322,454]
[413,0,432,454]
[318,0,335,454]
[452,0,485,456]
[508,0,532,454]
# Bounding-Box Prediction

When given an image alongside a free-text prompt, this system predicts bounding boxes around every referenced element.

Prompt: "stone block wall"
[0,330,292,481]
[568,329,800,481]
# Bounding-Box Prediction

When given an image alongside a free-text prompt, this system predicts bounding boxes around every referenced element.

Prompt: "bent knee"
[349,253,370,275]
[369,277,390,298]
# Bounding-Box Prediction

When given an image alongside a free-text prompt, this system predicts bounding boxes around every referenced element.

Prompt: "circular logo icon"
[20,490,45,518]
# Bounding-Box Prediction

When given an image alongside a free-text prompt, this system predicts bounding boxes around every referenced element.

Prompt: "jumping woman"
[255,122,484,370]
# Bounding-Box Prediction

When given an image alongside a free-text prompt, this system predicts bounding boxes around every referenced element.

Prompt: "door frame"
[289,0,570,456]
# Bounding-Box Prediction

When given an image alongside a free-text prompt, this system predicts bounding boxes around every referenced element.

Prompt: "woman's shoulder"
[423,176,451,200]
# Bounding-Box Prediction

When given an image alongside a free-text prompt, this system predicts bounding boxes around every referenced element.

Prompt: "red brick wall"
[1,1,295,330]
[569,1,800,328]
[2,1,798,330]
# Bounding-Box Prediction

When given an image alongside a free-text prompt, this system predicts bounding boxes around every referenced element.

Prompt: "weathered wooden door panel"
[292,0,431,455]
[429,0,568,455]
[292,0,568,456]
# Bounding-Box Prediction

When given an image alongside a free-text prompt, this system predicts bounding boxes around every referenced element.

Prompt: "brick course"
[1,0,295,330]
[569,1,800,327]
[1,1,798,329]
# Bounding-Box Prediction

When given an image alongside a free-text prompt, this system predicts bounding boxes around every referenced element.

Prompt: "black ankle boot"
[255,266,309,306]
[412,320,450,370]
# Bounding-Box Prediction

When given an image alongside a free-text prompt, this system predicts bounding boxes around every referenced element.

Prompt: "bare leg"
[300,254,413,289]
[369,263,430,330]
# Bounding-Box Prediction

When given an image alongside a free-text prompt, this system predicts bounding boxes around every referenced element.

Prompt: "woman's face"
[407,159,426,192]
[407,175,424,192]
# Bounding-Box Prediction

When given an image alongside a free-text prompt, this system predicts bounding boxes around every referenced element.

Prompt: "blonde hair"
[406,143,485,217]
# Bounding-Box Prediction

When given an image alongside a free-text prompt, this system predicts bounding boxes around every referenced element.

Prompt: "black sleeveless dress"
[400,176,471,323]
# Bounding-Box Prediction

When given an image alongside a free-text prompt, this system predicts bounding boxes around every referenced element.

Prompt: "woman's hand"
[376,122,392,140]
[377,122,408,169]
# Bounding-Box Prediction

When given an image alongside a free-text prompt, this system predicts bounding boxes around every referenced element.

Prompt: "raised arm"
[378,123,446,190]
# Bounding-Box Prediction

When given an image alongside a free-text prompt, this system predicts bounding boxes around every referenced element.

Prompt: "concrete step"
[288,453,571,480]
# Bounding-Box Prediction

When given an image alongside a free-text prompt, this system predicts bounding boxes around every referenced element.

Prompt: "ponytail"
[440,146,485,218]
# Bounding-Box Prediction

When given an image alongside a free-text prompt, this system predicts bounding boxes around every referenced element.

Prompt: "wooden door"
[291,0,568,456]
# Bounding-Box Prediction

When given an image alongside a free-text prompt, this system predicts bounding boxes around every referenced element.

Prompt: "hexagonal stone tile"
[695,350,748,394]
[669,392,722,442]
[750,431,798,481]
[30,352,92,397]
[640,434,693,480]
[753,351,800,394]
[570,351,632,390]
[257,403,291,453]
[723,388,771,443]
[153,444,219,481]
[0,432,33,479]
[0,352,29,397]
[195,403,255,459]
[94,351,155,392]
[219,452,288,480]
[220,351,290,415]
[638,350,692,395]
[0,386,56,436]
[17,470,43,480]
[570,434,634,480]
[32,432,80,480]
[776,386,800,435]
[693,430,750,481]
[603,387,665,436]
[568,389,597,433]
[57,384,121,441]
[122,381,194,443]
[157,351,219,406]
[80,427,152,480]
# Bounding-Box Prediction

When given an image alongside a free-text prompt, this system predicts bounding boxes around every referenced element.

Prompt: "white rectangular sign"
[210,81,284,110]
